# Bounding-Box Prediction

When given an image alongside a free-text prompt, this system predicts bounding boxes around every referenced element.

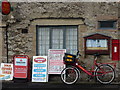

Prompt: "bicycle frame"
[71,56,116,77]
[76,64,94,76]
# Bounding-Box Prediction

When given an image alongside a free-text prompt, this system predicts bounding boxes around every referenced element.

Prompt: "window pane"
[98,21,116,29]
[66,26,78,54]
[51,28,63,49]
[37,27,50,56]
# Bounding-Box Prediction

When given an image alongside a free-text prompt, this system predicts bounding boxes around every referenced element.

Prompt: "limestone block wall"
[2,2,118,61]
[1,2,120,82]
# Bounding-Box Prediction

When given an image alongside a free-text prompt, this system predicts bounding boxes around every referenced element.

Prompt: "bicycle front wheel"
[95,64,115,84]
[61,67,79,84]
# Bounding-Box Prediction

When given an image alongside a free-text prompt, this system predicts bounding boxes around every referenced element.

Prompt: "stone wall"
[2,2,118,61]
[2,2,119,83]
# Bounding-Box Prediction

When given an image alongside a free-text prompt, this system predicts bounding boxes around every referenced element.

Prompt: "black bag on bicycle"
[63,53,76,64]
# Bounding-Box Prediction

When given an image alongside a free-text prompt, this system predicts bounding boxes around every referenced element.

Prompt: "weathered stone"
[1,2,120,83]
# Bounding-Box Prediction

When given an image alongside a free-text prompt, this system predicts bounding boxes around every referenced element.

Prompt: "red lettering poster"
[0,63,13,80]
[32,56,48,82]
[48,49,66,74]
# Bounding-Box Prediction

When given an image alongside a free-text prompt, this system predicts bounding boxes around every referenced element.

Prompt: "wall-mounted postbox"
[112,39,120,61]
[13,55,30,81]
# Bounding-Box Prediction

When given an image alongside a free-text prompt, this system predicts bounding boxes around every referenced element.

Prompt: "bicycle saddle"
[93,53,100,57]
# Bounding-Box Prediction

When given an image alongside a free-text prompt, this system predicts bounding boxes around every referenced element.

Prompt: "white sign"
[32,56,48,82]
[48,49,66,74]
[0,63,13,80]
[15,58,27,66]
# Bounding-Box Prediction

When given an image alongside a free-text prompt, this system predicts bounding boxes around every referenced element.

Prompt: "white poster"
[48,49,66,74]
[32,56,48,82]
[0,63,13,80]
[86,39,108,50]
[15,58,27,66]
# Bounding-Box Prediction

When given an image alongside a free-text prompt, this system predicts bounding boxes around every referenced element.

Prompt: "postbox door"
[112,39,120,61]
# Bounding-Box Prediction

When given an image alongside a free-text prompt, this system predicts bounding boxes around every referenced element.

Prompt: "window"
[98,21,117,29]
[21,29,28,33]
[36,26,78,56]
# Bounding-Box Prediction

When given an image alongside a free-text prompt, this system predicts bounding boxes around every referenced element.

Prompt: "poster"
[48,49,66,74]
[0,63,13,80]
[86,39,108,50]
[32,56,48,82]
[14,56,28,78]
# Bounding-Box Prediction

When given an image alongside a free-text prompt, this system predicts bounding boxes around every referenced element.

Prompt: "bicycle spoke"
[61,67,79,84]
[95,64,115,84]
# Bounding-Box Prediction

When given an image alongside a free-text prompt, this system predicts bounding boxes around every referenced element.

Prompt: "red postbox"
[13,55,30,82]
[2,0,11,15]
[112,39,120,61]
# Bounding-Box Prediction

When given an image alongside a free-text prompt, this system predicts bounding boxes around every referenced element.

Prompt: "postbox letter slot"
[114,47,117,52]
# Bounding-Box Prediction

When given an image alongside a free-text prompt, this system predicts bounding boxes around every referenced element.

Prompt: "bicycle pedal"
[86,78,92,82]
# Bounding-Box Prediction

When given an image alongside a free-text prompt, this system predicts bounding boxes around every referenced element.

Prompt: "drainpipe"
[6,24,8,63]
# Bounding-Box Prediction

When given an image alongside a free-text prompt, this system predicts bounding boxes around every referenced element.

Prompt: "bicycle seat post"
[93,53,100,65]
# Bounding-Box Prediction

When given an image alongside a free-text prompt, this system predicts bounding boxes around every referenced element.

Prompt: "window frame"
[36,25,78,56]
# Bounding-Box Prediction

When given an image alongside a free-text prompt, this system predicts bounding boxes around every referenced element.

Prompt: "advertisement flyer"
[14,56,28,78]
[48,49,66,74]
[0,63,13,80]
[32,56,48,82]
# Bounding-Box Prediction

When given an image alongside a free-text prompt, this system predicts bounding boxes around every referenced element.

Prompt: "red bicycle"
[61,51,116,84]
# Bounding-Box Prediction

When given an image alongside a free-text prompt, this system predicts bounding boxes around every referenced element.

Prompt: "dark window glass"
[21,29,28,33]
[98,21,116,29]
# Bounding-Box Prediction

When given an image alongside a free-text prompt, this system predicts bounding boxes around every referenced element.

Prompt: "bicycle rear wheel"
[95,64,115,84]
[61,67,79,84]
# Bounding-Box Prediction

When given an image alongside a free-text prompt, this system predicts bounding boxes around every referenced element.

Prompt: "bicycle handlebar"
[76,51,100,57]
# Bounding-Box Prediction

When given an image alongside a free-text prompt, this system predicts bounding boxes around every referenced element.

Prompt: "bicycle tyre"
[95,64,115,84]
[61,67,79,84]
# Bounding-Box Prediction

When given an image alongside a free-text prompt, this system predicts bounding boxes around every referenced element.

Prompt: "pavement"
[1,80,120,90]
